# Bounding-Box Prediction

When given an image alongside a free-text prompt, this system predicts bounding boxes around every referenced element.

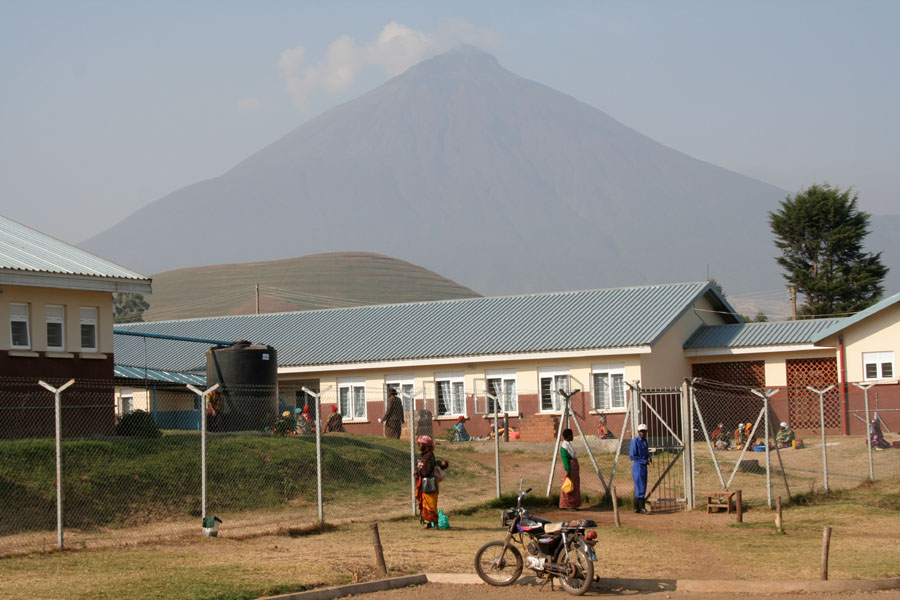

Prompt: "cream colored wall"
[639,295,729,387]
[114,387,197,414]
[279,353,643,419]
[819,303,900,381]
[0,284,113,353]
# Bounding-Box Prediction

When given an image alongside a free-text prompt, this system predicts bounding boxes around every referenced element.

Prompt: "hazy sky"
[1,1,898,246]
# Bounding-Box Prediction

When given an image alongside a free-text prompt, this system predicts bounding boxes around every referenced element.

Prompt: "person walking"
[383,388,405,439]
[559,428,582,509]
[630,423,651,514]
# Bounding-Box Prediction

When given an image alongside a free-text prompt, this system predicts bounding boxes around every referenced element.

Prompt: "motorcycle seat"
[544,519,597,533]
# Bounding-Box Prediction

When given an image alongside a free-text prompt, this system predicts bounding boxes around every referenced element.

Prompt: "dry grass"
[1,476,897,600]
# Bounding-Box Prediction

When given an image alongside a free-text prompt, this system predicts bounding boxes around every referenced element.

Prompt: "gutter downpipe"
[838,335,849,436]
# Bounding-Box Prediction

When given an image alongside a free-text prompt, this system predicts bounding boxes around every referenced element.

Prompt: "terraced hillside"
[141,252,480,321]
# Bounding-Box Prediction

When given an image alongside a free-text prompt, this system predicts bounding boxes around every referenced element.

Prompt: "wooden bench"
[706,491,736,514]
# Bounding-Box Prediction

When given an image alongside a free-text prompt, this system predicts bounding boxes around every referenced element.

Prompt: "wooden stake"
[371,522,387,576]
[611,486,621,528]
[735,490,743,523]
[821,525,832,581]
[776,496,784,534]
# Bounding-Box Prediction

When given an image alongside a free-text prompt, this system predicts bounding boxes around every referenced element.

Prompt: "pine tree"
[769,184,888,317]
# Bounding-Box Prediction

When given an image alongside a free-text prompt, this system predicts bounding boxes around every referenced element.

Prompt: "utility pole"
[788,285,797,320]
[255,283,260,315]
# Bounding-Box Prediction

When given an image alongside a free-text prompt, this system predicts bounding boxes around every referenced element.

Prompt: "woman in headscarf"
[415,435,440,528]
[870,414,890,449]
[559,428,581,509]
[324,405,345,432]
[453,415,470,441]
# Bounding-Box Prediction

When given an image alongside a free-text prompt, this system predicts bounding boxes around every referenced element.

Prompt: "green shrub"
[116,410,162,438]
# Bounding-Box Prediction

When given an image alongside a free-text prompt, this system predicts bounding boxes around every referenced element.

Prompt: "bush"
[116,410,162,438]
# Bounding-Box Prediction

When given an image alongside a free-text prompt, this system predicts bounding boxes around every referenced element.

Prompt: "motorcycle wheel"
[553,544,594,596]
[474,541,523,586]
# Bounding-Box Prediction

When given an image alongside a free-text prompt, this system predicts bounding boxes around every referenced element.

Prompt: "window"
[486,369,517,414]
[539,368,570,412]
[119,389,134,416]
[863,352,894,381]
[435,372,465,416]
[46,305,65,351]
[9,303,30,349]
[80,307,98,351]
[592,363,626,410]
[338,377,366,420]
[385,375,414,412]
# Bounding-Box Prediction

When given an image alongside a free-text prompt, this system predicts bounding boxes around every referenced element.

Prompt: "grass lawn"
[0,477,897,600]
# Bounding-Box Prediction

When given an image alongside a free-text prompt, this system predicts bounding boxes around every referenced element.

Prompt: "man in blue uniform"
[630,423,651,514]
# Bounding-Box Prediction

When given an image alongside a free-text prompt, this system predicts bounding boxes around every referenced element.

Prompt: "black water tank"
[206,340,278,431]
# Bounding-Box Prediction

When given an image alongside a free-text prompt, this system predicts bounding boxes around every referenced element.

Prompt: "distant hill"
[83,46,899,318]
[141,252,480,321]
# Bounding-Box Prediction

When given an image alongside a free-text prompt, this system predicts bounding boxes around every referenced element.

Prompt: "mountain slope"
[84,46,804,303]
[140,252,480,321]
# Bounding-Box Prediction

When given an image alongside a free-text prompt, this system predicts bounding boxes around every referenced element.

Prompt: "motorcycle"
[474,488,598,595]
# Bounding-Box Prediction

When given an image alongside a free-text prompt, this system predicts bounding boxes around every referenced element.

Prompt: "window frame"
[485,369,518,414]
[10,302,31,350]
[79,306,98,352]
[119,389,134,416]
[434,372,466,417]
[337,377,367,421]
[863,351,895,381]
[385,374,415,412]
[591,363,627,412]
[539,367,570,413]
[46,304,65,351]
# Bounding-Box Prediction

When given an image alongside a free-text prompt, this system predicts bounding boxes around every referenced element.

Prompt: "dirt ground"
[359,582,900,600]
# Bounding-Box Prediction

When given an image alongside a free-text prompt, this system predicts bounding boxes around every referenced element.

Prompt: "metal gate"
[630,385,689,511]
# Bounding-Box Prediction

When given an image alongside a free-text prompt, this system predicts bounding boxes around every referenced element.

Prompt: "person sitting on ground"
[324,405,345,433]
[775,421,794,448]
[597,415,616,439]
[453,415,470,442]
[296,405,315,435]
[870,415,890,450]
[733,423,747,449]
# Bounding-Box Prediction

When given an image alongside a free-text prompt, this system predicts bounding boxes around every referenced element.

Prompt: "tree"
[739,312,769,323]
[113,292,150,323]
[769,184,888,318]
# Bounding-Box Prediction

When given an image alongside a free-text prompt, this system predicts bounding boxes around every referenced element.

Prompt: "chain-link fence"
[4,370,897,557]
[689,377,900,509]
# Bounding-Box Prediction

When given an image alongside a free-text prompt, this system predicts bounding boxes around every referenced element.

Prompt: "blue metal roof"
[114,365,206,386]
[809,291,900,343]
[0,216,150,282]
[684,318,845,350]
[115,281,737,371]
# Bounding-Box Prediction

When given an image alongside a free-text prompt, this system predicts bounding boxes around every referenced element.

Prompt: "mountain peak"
[403,45,501,77]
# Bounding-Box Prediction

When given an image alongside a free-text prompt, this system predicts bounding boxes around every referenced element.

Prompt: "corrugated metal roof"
[116,281,733,371]
[114,365,206,385]
[684,318,845,349]
[810,291,900,343]
[0,216,149,280]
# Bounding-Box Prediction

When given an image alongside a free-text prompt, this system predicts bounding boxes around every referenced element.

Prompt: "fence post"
[38,378,75,551]
[403,389,417,516]
[852,383,876,481]
[302,386,325,523]
[487,393,501,499]
[681,379,694,509]
[187,383,220,522]
[808,385,835,492]
[751,389,778,509]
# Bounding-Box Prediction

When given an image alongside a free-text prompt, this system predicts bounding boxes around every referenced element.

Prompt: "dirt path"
[358,582,900,600]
